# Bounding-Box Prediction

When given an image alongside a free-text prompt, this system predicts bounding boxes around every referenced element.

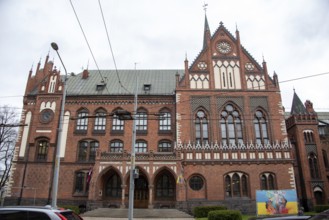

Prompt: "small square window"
[143,84,151,91]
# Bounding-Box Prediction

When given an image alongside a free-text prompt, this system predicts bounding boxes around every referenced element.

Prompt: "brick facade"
[6,16,329,214]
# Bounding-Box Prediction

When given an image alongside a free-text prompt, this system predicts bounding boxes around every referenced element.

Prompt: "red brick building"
[6,15,329,213]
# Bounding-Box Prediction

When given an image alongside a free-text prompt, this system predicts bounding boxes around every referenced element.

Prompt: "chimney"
[82,69,89,79]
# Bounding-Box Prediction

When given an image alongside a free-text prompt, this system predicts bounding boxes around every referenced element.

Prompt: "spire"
[202,3,211,50]
[290,90,308,115]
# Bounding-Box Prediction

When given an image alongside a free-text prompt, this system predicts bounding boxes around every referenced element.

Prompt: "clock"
[197,61,207,70]
[217,41,232,54]
[40,109,54,123]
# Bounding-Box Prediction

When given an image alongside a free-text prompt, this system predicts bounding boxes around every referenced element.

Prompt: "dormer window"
[143,84,151,92]
[96,82,106,91]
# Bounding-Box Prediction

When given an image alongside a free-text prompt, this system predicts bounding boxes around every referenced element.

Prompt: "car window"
[28,211,52,220]
[0,210,27,220]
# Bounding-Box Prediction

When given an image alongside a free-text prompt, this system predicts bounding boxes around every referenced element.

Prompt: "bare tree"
[0,106,19,193]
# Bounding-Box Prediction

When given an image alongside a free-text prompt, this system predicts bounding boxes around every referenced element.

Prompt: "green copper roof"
[66,69,184,96]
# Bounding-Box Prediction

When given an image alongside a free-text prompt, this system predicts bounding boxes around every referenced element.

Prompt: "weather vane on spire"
[203,2,208,14]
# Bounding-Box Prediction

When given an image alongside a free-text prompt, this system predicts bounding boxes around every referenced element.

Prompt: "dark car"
[263,216,311,220]
[0,206,83,220]
[308,209,329,220]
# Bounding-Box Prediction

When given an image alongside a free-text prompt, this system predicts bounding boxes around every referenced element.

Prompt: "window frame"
[136,109,148,133]
[77,140,99,162]
[135,140,147,153]
[93,109,106,132]
[254,110,270,145]
[73,170,90,196]
[158,140,172,152]
[220,104,244,145]
[36,140,49,161]
[224,172,249,198]
[109,140,124,152]
[159,109,171,132]
[195,110,209,144]
[76,109,89,132]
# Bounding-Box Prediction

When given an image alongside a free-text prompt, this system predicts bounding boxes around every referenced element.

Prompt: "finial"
[293,87,295,93]
[262,53,265,62]
[39,57,42,63]
[235,22,238,31]
[203,2,208,14]
[185,52,188,60]
[30,62,34,71]
[219,21,223,26]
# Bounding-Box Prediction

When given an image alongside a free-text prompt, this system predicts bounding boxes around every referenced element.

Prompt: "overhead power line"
[69,0,110,94]
[98,0,131,94]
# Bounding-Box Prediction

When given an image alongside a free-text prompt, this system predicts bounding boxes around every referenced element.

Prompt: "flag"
[86,166,93,187]
[176,162,185,184]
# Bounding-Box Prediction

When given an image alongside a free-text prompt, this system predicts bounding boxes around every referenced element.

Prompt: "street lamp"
[50,42,68,208]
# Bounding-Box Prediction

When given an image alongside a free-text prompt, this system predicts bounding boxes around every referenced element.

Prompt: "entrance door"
[134,176,148,208]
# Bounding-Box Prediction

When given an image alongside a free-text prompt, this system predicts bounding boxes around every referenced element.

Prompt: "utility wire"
[69,0,110,94]
[98,0,131,94]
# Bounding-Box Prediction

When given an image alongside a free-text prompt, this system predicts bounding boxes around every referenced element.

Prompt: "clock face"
[217,41,232,54]
[40,109,54,123]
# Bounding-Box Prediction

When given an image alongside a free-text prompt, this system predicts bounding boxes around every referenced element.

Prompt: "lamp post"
[128,67,138,220]
[50,42,68,208]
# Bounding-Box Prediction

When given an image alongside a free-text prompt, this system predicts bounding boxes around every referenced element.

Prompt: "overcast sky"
[0,0,328,113]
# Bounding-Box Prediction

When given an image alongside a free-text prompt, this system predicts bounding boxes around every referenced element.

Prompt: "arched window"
[254,110,269,145]
[260,173,276,190]
[158,140,172,152]
[220,104,243,145]
[105,173,122,198]
[94,109,106,132]
[36,140,49,161]
[136,109,147,132]
[78,140,99,162]
[309,153,320,179]
[76,109,89,131]
[109,140,123,152]
[224,172,249,197]
[159,109,171,131]
[74,170,90,196]
[135,140,147,153]
[322,150,329,169]
[304,131,314,143]
[155,171,175,199]
[112,110,124,132]
[195,110,209,144]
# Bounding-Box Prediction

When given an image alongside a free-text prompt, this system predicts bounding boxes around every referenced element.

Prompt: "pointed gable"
[290,91,308,115]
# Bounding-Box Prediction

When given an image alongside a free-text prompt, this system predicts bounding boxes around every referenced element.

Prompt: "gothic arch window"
[135,140,147,153]
[189,175,204,191]
[304,131,314,143]
[220,104,243,145]
[309,152,320,179]
[158,140,172,152]
[109,140,123,152]
[155,170,175,199]
[112,109,124,132]
[76,108,89,132]
[159,108,171,131]
[94,108,106,132]
[74,169,91,196]
[105,173,122,198]
[260,172,276,190]
[36,139,49,161]
[78,140,99,162]
[195,109,209,144]
[253,109,269,145]
[136,108,148,132]
[224,172,249,197]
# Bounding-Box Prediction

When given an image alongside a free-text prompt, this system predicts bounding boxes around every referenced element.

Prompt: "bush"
[208,210,242,220]
[314,205,329,213]
[193,205,227,218]
[59,205,80,214]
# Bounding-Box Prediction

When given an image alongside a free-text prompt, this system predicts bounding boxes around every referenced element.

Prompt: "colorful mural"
[256,190,298,216]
